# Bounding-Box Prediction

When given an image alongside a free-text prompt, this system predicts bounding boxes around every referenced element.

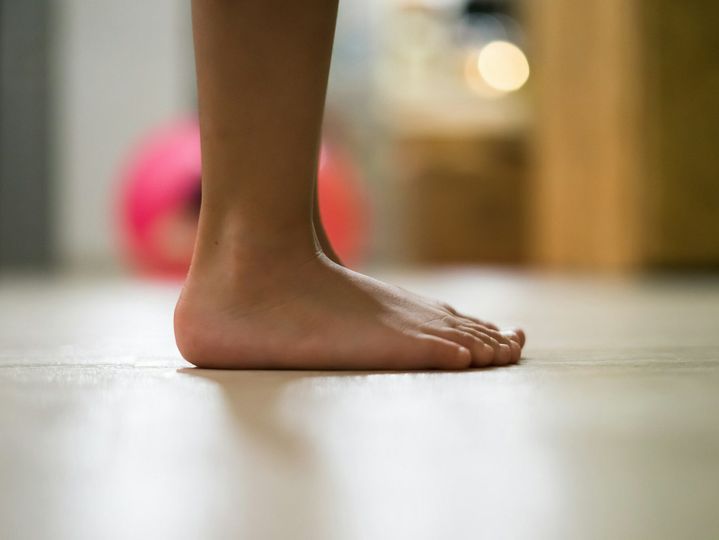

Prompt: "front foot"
[174,255,525,370]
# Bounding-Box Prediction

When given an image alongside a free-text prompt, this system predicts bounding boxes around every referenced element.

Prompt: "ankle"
[195,210,316,259]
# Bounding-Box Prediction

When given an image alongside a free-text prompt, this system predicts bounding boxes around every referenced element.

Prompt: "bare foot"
[174,251,525,370]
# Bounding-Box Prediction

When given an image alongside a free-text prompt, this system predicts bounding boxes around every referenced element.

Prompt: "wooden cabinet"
[530,0,719,271]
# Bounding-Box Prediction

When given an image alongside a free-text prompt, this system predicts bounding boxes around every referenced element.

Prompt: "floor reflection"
[178,368,349,540]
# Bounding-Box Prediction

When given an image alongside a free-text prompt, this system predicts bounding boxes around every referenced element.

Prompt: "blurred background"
[1,0,718,278]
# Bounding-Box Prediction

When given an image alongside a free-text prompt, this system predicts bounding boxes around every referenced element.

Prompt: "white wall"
[53,0,193,270]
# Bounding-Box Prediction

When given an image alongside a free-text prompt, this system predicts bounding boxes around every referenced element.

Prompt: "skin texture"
[174,0,525,370]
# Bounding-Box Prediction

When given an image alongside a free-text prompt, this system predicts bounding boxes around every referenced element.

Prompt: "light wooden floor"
[1,269,718,540]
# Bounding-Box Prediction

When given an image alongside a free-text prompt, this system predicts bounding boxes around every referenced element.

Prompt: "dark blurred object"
[642,0,719,269]
[463,0,511,17]
[0,0,53,270]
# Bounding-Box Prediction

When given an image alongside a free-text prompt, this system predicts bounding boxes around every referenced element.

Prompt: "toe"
[424,327,489,367]
[476,342,496,367]
[472,331,512,366]
[495,343,513,365]
[500,330,524,360]
[442,305,500,331]
[412,334,472,370]
[451,325,495,367]
[507,339,522,363]
[510,327,526,348]
[474,334,504,365]
[471,325,518,354]
[459,319,524,351]
[462,315,500,331]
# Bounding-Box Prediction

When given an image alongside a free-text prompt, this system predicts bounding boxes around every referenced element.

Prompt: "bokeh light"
[477,40,529,93]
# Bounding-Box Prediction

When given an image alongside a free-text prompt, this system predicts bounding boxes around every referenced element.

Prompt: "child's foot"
[174,251,525,370]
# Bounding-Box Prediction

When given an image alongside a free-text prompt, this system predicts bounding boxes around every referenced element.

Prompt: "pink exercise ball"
[118,119,369,278]
[317,142,369,267]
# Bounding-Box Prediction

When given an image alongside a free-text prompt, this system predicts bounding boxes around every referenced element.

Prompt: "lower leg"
[189,0,333,269]
[175,0,525,369]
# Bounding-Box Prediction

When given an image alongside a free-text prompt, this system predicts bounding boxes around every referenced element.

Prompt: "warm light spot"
[464,49,501,98]
[477,40,529,93]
